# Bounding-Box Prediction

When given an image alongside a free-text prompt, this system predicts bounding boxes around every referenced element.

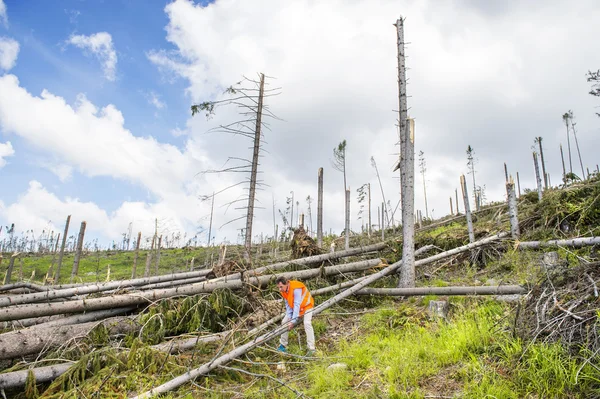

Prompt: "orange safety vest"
[281,280,314,316]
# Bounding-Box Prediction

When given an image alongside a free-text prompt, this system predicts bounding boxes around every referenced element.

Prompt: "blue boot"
[277,344,287,353]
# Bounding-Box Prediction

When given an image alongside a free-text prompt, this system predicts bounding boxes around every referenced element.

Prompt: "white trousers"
[280,310,315,350]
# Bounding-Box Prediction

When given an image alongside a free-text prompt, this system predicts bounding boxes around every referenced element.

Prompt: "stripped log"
[214,242,387,282]
[131,233,507,398]
[0,316,140,360]
[2,307,134,331]
[0,269,214,308]
[356,285,526,296]
[0,362,74,390]
[0,259,382,322]
[517,236,600,249]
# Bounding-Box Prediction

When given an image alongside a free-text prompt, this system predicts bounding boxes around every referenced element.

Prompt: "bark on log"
[517,236,600,249]
[0,362,74,389]
[214,242,387,283]
[0,316,139,360]
[1,307,134,331]
[130,233,506,398]
[0,269,213,308]
[0,259,382,322]
[356,285,526,296]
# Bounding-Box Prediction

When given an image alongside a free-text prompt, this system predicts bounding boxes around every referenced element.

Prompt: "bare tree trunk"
[506,180,520,239]
[516,172,521,197]
[381,202,385,240]
[537,137,548,189]
[560,144,566,183]
[3,253,18,284]
[455,188,460,214]
[131,233,507,399]
[54,215,71,283]
[504,162,509,183]
[517,236,600,249]
[299,214,305,229]
[533,152,543,200]
[565,121,573,174]
[0,259,381,322]
[572,125,585,180]
[357,285,526,296]
[345,189,350,250]
[154,235,162,276]
[460,175,475,243]
[208,192,215,247]
[449,196,454,215]
[0,363,73,390]
[367,183,371,237]
[317,167,324,248]
[131,232,141,279]
[144,235,156,278]
[244,73,265,262]
[70,221,86,283]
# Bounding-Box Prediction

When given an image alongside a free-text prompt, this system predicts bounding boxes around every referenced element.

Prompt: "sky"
[0,0,599,250]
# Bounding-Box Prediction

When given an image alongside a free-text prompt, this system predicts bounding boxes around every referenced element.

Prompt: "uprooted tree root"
[290,227,322,259]
[517,260,600,355]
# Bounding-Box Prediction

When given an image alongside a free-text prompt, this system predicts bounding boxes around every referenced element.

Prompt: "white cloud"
[0,37,19,71]
[0,0,7,28]
[146,91,166,109]
[67,32,117,81]
[0,140,13,167]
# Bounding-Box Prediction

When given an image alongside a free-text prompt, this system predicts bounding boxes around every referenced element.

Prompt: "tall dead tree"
[516,172,521,197]
[460,175,475,243]
[54,215,71,283]
[418,150,429,219]
[560,144,567,183]
[131,232,141,279]
[455,188,460,214]
[395,17,415,288]
[371,156,390,228]
[466,145,479,211]
[569,118,585,180]
[368,183,372,237]
[506,179,520,239]
[533,152,543,200]
[345,189,350,250]
[317,167,323,247]
[562,111,573,174]
[449,196,454,215]
[192,73,279,263]
[534,137,548,189]
[333,140,349,248]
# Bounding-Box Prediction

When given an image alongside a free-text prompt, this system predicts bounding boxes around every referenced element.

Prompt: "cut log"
[0,362,74,389]
[130,233,507,398]
[355,285,526,296]
[0,259,382,322]
[0,316,139,360]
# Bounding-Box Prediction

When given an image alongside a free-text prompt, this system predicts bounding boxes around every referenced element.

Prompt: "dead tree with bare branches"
[191,74,281,264]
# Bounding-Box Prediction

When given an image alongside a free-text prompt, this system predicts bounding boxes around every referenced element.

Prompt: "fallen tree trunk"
[1,307,134,331]
[131,233,507,398]
[356,285,526,296]
[0,282,50,294]
[0,316,139,360]
[0,269,214,308]
[214,242,387,282]
[0,259,382,322]
[516,236,600,249]
[0,362,74,389]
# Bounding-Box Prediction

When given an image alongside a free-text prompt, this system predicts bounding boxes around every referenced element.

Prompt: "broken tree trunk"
[533,152,543,200]
[317,167,324,248]
[517,236,600,249]
[506,180,520,239]
[54,215,71,283]
[2,253,19,285]
[345,189,350,250]
[460,175,475,243]
[131,232,141,279]
[144,235,156,278]
[131,232,507,398]
[0,316,140,360]
[0,362,74,390]
[1,307,134,330]
[154,235,162,275]
[70,221,86,283]
[0,259,382,322]
[356,285,526,296]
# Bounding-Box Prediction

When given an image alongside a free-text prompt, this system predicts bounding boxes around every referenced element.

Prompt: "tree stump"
[427,300,448,319]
